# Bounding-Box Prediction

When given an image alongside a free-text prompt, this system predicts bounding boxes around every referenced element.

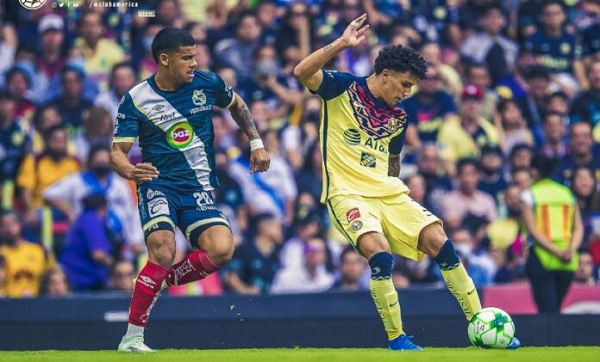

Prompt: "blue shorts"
[137,183,230,247]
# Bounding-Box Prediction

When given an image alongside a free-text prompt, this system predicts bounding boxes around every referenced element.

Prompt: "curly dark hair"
[373,45,428,79]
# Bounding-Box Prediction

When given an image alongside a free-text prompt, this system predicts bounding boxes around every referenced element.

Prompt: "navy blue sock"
[434,240,460,271]
[369,252,393,280]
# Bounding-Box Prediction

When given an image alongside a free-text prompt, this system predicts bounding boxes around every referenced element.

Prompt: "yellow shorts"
[326,192,442,261]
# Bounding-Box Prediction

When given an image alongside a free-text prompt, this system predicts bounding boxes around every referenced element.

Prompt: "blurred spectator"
[193,42,212,72]
[271,237,335,294]
[574,248,597,285]
[410,0,461,48]
[394,255,440,285]
[509,143,534,171]
[465,63,498,122]
[239,44,303,117]
[523,156,583,312]
[275,2,313,68]
[496,99,534,155]
[5,66,35,121]
[438,85,499,175]
[43,144,142,252]
[225,214,283,294]
[0,210,51,297]
[36,14,66,98]
[581,2,600,63]
[570,167,600,248]
[570,60,600,136]
[59,194,113,291]
[0,24,17,75]
[229,130,297,224]
[74,12,125,91]
[214,11,263,82]
[477,145,507,203]
[279,207,325,269]
[72,107,114,163]
[31,104,62,154]
[94,62,137,120]
[461,5,517,86]
[452,228,496,287]
[109,259,136,294]
[511,166,533,191]
[0,91,31,209]
[137,24,162,80]
[156,0,184,28]
[441,158,497,229]
[46,67,94,131]
[417,145,452,217]
[546,91,569,116]
[39,265,70,297]
[16,124,80,214]
[419,41,462,97]
[552,122,600,186]
[405,174,427,206]
[487,184,527,284]
[516,65,551,145]
[539,111,568,161]
[330,247,368,291]
[523,0,586,92]
[403,64,457,145]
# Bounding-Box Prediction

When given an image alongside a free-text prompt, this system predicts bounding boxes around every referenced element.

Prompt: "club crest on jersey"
[166,122,194,149]
[192,90,207,106]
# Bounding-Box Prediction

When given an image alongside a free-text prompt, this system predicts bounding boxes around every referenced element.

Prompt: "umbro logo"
[152,104,165,112]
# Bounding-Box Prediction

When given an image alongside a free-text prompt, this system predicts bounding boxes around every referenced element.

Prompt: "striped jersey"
[113,70,235,191]
[313,70,410,202]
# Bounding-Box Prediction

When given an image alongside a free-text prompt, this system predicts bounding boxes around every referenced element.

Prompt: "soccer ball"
[468,307,515,349]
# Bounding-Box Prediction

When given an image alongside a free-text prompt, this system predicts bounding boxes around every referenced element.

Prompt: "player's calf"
[434,239,482,320]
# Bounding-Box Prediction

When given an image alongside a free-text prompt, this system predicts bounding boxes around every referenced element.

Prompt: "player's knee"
[146,232,176,268]
[357,232,390,260]
[206,240,234,267]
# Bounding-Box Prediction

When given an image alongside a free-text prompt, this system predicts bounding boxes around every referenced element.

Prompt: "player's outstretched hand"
[340,13,370,48]
[249,148,270,174]
[133,162,159,184]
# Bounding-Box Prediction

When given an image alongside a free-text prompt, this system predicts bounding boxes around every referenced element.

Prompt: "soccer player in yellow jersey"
[293,14,521,350]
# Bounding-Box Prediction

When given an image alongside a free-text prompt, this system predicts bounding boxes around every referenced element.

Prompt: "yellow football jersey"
[0,241,51,297]
[314,70,410,203]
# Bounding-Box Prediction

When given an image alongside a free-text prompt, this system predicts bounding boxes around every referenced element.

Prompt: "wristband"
[250,139,264,151]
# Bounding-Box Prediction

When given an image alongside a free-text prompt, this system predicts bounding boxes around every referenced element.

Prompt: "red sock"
[165,250,220,287]
[128,261,169,327]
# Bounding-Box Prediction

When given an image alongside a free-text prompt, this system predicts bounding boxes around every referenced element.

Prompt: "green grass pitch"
[2,347,599,362]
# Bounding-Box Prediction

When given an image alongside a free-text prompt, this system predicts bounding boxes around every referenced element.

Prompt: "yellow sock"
[441,263,482,320]
[370,278,404,340]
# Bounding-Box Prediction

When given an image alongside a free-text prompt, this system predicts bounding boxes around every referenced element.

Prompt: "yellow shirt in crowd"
[0,241,52,297]
[16,154,80,208]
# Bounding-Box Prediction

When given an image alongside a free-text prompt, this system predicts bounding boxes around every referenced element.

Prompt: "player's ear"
[381,69,390,83]
[159,53,169,67]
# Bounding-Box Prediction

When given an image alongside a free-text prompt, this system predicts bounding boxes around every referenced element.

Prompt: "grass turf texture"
[1,347,598,362]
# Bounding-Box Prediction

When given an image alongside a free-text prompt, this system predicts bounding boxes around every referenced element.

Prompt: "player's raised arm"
[293,13,370,91]
[228,93,271,173]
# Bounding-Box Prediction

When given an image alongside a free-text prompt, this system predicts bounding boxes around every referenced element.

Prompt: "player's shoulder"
[192,70,221,86]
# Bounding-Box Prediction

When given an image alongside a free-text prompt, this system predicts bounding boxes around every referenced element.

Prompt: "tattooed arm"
[293,13,370,91]
[388,154,401,177]
[228,93,270,173]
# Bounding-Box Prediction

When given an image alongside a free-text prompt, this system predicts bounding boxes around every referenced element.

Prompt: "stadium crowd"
[0,0,599,301]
